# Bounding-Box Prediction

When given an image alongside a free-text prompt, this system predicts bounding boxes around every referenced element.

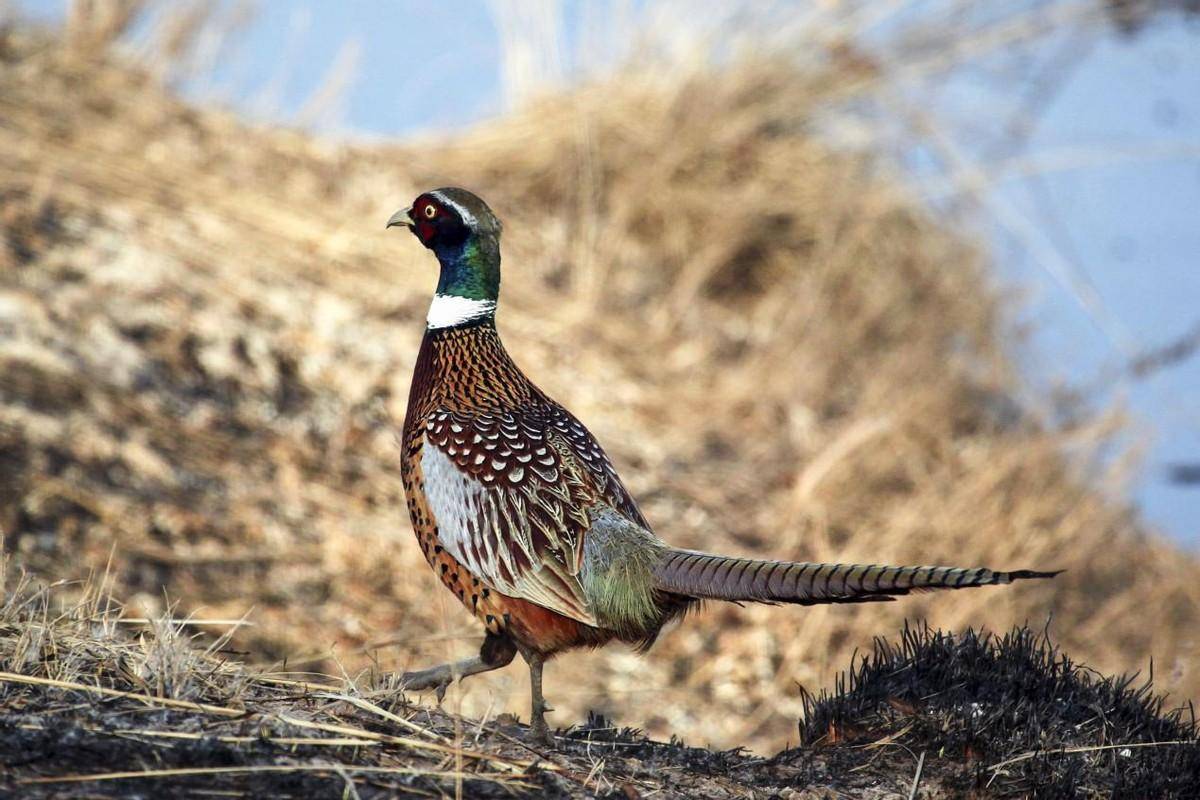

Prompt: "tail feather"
[653,549,1060,606]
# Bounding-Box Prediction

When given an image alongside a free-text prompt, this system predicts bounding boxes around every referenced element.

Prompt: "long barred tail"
[653,549,1060,605]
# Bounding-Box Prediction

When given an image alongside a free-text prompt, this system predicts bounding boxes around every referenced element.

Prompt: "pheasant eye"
[423,204,438,219]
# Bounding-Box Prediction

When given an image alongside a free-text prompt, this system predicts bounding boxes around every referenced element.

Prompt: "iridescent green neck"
[433,233,500,302]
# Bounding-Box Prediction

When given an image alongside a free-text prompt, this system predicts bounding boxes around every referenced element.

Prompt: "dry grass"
[0,557,575,797]
[4,558,1195,797]
[2,5,1199,757]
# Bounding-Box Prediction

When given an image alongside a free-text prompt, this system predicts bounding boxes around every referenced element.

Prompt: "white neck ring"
[426,294,496,329]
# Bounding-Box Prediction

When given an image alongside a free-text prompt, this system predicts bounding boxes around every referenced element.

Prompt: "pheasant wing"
[419,404,645,626]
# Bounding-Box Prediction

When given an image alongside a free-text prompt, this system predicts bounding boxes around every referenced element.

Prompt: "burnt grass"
[2,624,1197,799]
[793,623,1200,798]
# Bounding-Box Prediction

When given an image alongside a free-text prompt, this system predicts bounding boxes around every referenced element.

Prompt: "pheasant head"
[388,187,503,328]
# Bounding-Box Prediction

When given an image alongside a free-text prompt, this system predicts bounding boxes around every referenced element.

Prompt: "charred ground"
[1,567,1196,799]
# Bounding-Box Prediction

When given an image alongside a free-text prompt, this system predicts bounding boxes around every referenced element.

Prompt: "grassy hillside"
[1,15,1199,757]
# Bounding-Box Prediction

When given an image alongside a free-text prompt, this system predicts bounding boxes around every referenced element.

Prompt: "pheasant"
[386,187,1058,743]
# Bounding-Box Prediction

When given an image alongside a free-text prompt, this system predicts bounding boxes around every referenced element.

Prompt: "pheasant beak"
[386,206,414,230]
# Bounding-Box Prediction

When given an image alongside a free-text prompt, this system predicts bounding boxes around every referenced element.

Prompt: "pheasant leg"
[522,649,553,745]
[400,631,516,703]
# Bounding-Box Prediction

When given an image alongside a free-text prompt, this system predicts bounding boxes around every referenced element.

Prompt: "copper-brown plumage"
[401,321,650,655]
[387,187,1059,743]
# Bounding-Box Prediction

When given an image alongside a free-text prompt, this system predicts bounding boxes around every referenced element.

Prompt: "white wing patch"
[422,440,486,569]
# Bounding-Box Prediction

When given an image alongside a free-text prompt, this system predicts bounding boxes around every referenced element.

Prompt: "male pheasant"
[387,187,1058,743]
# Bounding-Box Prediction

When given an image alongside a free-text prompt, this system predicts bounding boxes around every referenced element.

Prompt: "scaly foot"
[528,714,553,747]
[397,655,500,703]
[522,648,555,747]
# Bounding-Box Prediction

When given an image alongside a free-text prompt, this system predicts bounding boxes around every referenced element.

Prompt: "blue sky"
[15,2,1200,544]
[989,24,1200,543]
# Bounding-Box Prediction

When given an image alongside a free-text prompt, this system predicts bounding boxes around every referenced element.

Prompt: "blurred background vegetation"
[1,0,1198,752]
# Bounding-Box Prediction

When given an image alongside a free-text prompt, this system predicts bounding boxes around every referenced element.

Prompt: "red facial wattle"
[416,219,437,245]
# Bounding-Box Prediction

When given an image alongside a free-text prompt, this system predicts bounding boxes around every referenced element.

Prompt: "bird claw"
[399,669,448,694]
[398,676,449,704]
[529,719,553,747]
